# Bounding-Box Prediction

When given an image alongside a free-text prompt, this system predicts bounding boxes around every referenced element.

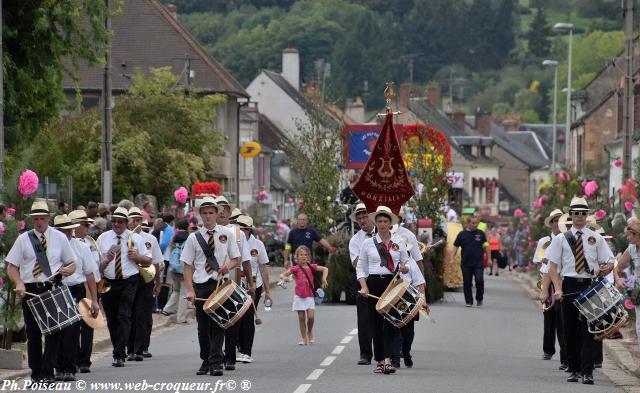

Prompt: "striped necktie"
[115,235,123,279]
[32,234,47,278]
[575,231,586,274]
[205,230,215,274]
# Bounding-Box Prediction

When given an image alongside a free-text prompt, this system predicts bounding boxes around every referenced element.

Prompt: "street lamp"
[553,22,574,168]
[542,60,558,173]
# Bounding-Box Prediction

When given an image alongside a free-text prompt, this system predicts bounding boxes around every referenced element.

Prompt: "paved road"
[39,274,624,393]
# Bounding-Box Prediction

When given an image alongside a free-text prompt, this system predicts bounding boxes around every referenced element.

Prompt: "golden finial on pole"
[377,81,402,117]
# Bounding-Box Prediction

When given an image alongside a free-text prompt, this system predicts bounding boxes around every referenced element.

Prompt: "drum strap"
[300,266,315,292]
[563,232,593,275]
[195,232,219,272]
[28,230,53,277]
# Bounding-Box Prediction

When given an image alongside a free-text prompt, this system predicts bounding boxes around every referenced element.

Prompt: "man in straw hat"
[348,202,375,366]
[68,209,100,374]
[97,207,152,368]
[125,208,164,361]
[534,209,567,369]
[5,200,77,383]
[546,197,615,384]
[53,214,98,382]
[182,197,241,376]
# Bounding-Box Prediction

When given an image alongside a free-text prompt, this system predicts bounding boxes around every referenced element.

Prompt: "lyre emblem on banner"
[377,157,395,178]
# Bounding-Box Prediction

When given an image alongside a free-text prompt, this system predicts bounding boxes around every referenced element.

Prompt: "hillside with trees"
[166,0,624,122]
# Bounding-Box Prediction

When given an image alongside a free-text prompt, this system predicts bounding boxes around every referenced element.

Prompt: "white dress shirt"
[140,231,164,265]
[63,238,95,286]
[547,226,614,278]
[79,236,101,281]
[97,229,151,279]
[395,225,423,262]
[533,234,554,274]
[400,258,426,286]
[349,229,374,264]
[181,225,241,284]
[356,233,409,280]
[5,227,76,283]
[242,234,269,288]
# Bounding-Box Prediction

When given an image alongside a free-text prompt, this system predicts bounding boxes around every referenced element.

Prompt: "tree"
[29,68,226,204]
[3,1,115,149]
[527,7,552,59]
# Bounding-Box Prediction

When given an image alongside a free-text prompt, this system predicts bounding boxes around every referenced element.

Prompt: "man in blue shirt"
[450,216,488,307]
[282,213,335,268]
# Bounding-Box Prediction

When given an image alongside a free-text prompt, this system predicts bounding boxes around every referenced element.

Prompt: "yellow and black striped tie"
[575,231,586,274]
[115,236,123,279]
[205,230,215,274]
[32,234,46,278]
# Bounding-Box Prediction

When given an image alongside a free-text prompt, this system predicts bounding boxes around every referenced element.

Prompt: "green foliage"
[282,110,342,234]
[29,67,226,204]
[323,232,354,302]
[526,7,552,59]
[3,0,118,149]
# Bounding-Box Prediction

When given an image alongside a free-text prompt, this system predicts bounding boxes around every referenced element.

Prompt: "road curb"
[511,270,640,378]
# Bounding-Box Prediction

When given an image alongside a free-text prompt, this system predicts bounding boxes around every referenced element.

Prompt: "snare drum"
[573,280,628,340]
[375,278,425,328]
[203,280,252,329]
[27,285,82,336]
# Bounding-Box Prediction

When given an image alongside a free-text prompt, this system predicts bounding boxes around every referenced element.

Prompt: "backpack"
[168,242,185,274]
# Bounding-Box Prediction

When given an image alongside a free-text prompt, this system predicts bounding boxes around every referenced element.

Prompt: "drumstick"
[419,307,436,324]
[252,301,262,325]
[360,292,381,300]
[192,297,208,302]
[13,289,41,298]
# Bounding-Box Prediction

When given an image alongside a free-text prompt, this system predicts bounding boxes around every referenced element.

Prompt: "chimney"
[398,84,412,110]
[449,109,466,132]
[165,4,177,20]
[476,110,492,136]
[345,96,365,123]
[427,85,441,109]
[282,44,300,91]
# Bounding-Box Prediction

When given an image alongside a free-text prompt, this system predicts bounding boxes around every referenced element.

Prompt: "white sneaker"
[236,353,246,362]
[243,354,253,363]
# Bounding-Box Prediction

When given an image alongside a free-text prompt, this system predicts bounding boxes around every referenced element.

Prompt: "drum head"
[78,298,106,329]
[376,280,407,312]
[204,281,236,311]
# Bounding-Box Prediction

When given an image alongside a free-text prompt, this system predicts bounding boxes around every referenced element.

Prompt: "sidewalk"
[510,269,640,378]
[0,265,284,381]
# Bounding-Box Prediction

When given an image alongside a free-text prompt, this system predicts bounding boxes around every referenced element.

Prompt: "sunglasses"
[570,211,588,216]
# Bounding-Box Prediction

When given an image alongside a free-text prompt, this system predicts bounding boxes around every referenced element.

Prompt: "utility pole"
[0,0,5,189]
[622,0,634,180]
[102,0,113,205]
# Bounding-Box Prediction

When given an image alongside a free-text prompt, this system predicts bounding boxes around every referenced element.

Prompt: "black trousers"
[128,278,154,355]
[57,284,85,373]
[366,275,395,362]
[102,275,139,359]
[194,281,225,368]
[78,291,99,369]
[461,265,484,305]
[23,282,62,379]
[357,292,373,361]
[562,277,598,375]
[543,301,567,363]
[392,318,416,361]
[238,286,262,357]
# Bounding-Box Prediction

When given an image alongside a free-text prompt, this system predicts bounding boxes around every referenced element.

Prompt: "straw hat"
[111,207,129,220]
[196,196,218,213]
[53,214,79,230]
[368,206,399,226]
[349,203,368,222]
[563,196,591,213]
[68,209,94,224]
[215,195,231,207]
[29,200,50,216]
[229,208,244,220]
[78,298,106,329]
[544,209,563,228]
[236,215,254,229]
[141,220,152,232]
[128,207,143,219]
[558,213,573,232]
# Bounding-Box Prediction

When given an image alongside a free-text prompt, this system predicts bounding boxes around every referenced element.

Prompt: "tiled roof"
[490,125,549,169]
[63,0,247,97]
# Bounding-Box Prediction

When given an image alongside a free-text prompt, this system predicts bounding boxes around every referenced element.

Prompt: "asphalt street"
[40,274,625,393]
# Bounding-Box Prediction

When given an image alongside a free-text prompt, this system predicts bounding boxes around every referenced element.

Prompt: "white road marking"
[293,384,312,393]
[340,335,353,344]
[320,356,336,366]
[332,345,345,355]
[306,369,325,380]
[349,328,358,335]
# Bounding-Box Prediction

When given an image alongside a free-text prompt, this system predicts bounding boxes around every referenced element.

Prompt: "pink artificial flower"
[533,197,543,208]
[257,190,269,202]
[171,204,177,210]
[583,181,599,197]
[6,208,15,216]
[287,197,294,204]
[535,214,541,221]
[266,231,274,237]
[18,169,39,197]
[0,224,5,235]
[514,208,524,218]
[594,210,607,220]
[0,276,4,288]
[559,194,565,201]
[624,298,634,310]
[557,171,570,184]
[18,220,25,231]
[581,180,588,188]
[625,200,635,212]
[626,178,636,187]
[614,159,623,168]
[174,186,189,204]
